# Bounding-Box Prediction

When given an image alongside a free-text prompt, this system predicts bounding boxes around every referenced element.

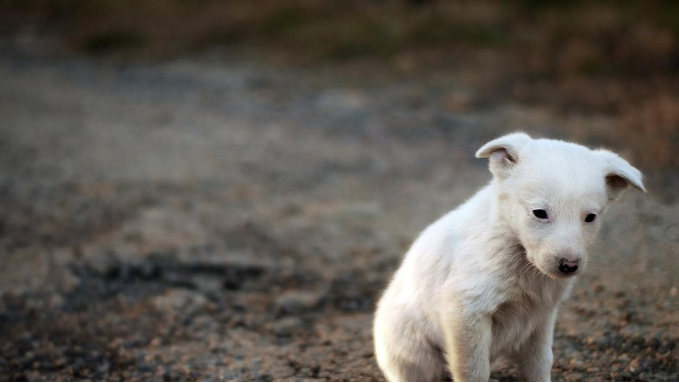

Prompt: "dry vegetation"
[2,0,678,187]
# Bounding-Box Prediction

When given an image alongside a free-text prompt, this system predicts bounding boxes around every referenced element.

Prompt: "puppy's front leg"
[442,307,492,382]
[513,310,557,382]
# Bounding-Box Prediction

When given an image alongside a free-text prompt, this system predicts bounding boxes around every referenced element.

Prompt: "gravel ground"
[0,42,677,381]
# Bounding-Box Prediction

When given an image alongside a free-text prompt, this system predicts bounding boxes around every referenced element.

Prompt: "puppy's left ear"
[596,149,646,200]
[476,132,532,178]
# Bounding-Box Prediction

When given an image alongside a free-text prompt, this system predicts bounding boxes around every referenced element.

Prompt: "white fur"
[373,133,645,381]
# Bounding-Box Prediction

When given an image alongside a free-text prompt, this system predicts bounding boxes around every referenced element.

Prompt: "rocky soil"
[0,42,677,381]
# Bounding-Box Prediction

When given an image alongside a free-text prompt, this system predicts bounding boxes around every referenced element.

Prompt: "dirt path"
[0,45,677,381]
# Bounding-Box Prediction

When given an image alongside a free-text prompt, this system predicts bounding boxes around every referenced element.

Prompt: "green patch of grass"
[81,30,145,54]
[521,0,581,11]
[262,6,309,37]
[653,2,679,37]
[411,15,510,48]
[1,0,88,11]
[320,16,405,60]
[202,28,247,45]
[576,56,613,76]
[449,23,509,46]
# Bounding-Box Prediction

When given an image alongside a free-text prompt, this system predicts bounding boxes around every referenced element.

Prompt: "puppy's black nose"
[559,258,578,274]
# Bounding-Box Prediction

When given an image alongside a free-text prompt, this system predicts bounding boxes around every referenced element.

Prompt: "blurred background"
[0,0,677,381]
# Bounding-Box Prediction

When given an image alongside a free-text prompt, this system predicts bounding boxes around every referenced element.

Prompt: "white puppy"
[373,133,645,382]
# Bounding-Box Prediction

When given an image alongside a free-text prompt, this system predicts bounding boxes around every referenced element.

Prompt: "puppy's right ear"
[476,132,532,178]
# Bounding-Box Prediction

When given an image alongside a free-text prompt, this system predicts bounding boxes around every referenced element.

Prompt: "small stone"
[274,290,323,313]
[271,317,304,336]
[149,337,162,347]
[629,357,641,369]
[152,289,207,314]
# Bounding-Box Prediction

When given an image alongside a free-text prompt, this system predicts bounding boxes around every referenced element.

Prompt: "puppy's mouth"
[543,268,578,279]
[524,258,555,279]
[530,258,580,279]
[523,251,578,279]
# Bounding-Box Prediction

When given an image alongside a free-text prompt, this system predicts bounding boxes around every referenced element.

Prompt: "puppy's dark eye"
[533,209,548,219]
[585,213,597,223]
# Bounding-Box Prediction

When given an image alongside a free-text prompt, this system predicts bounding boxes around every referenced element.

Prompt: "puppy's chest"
[489,283,563,354]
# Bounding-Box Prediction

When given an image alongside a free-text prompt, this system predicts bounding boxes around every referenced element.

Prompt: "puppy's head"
[476,132,645,279]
